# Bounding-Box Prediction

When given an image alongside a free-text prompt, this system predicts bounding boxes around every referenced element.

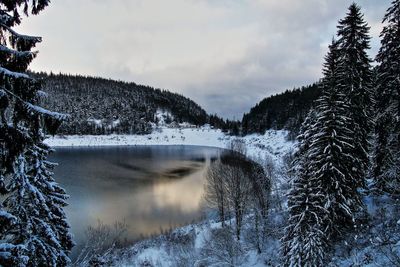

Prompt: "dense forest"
[242,83,321,138]
[33,71,320,137]
[37,70,319,138]
[35,72,214,135]
[32,72,321,139]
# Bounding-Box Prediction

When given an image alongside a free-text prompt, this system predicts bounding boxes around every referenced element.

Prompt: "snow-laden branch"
[0,44,37,58]
[24,102,70,121]
[0,66,30,79]
[1,87,70,121]
[0,23,41,43]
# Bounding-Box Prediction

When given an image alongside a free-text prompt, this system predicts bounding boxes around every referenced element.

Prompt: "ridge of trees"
[242,83,321,139]
[34,72,242,135]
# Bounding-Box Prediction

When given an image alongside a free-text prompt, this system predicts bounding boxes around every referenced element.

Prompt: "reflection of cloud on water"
[85,164,207,240]
[51,146,218,256]
[151,167,205,212]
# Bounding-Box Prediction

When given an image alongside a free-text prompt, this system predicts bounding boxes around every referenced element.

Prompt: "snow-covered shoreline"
[45,127,229,149]
[44,127,294,165]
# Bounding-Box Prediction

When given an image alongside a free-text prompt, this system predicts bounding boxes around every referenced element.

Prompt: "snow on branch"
[0,13,13,26]
[0,44,36,58]
[0,23,41,43]
[0,210,16,222]
[0,66,30,79]
[1,87,70,121]
[0,23,41,51]
[36,90,48,98]
[24,102,70,121]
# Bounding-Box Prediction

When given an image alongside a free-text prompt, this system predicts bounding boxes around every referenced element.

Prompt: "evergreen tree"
[282,39,363,267]
[0,1,73,266]
[336,3,373,190]
[310,40,361,235]
[282,109,329,267]
[374,0,400,195]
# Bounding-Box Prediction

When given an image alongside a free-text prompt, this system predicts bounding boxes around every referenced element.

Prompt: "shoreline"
[44,127,293,166]
[44,127,229,148]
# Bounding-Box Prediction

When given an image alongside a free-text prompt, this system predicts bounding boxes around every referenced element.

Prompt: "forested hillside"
[242,83,320,138]
[36,72,211,135]
[36,71,321,138]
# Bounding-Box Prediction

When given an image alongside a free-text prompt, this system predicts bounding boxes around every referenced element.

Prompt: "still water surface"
[50,145,221,255]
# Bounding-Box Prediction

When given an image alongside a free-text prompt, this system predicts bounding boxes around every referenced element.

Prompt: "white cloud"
[17,0,391,118]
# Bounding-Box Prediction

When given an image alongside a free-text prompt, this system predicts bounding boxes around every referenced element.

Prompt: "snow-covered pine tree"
[0,1,73,266]
[281,109,329,267]
[374,0,400,195]
[282,38,365,267]
[336,3,373,190]
[310,40,361,235]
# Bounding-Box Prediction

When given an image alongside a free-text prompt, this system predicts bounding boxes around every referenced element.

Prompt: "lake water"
[50,145,222,256]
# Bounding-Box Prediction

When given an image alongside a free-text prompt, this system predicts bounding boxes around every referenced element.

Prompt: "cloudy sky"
[17,0,390,119]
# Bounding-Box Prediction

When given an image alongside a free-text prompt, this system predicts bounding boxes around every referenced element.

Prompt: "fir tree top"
[337,3,371,51]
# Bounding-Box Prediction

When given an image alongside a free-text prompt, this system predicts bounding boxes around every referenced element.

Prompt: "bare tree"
[263,154,282,211]
[281,149,296,183]
[224,162,252,240]
[204,160,228,226]
[198,227,245,267]
[204,151,271,241]
[204,157,250,239]
[248,161,271,253]
[228,139,247,156]
[74,220,128,266]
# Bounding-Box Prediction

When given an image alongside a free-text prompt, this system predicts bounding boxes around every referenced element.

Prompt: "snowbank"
[45,127,228,148]
[45,127,294,166]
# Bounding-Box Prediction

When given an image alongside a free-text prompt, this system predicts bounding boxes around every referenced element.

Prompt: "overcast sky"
[17,0,390,119]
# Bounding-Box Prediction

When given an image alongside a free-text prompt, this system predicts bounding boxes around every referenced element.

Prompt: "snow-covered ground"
[101,217,278,267]
[82,193,400,267]
[45,126,294,167]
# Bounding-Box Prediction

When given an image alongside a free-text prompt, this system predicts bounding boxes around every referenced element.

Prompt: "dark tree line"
[35,70,320,138]
[242,83,321,139]
[34,72,240,135]
[35,72,208,134]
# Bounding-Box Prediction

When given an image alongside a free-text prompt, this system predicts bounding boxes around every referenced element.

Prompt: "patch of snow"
[87,118,102,127]
[111,119,120,128]
[154,109,174,126]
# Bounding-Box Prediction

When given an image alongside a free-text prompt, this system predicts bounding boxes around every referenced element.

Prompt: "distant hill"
[242,83,321,139]
[36,72,319,137]
[35,72,215,135]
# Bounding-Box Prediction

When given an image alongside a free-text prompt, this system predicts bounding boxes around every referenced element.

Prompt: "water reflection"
[49,145,221,256]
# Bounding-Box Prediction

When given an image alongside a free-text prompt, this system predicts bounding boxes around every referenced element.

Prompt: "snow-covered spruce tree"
[374,0,400,195]
[0,1,73,266]
[281,109,328,267]
[282,39,364,267]
[309,40,362,235]
[336,3,373,190]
